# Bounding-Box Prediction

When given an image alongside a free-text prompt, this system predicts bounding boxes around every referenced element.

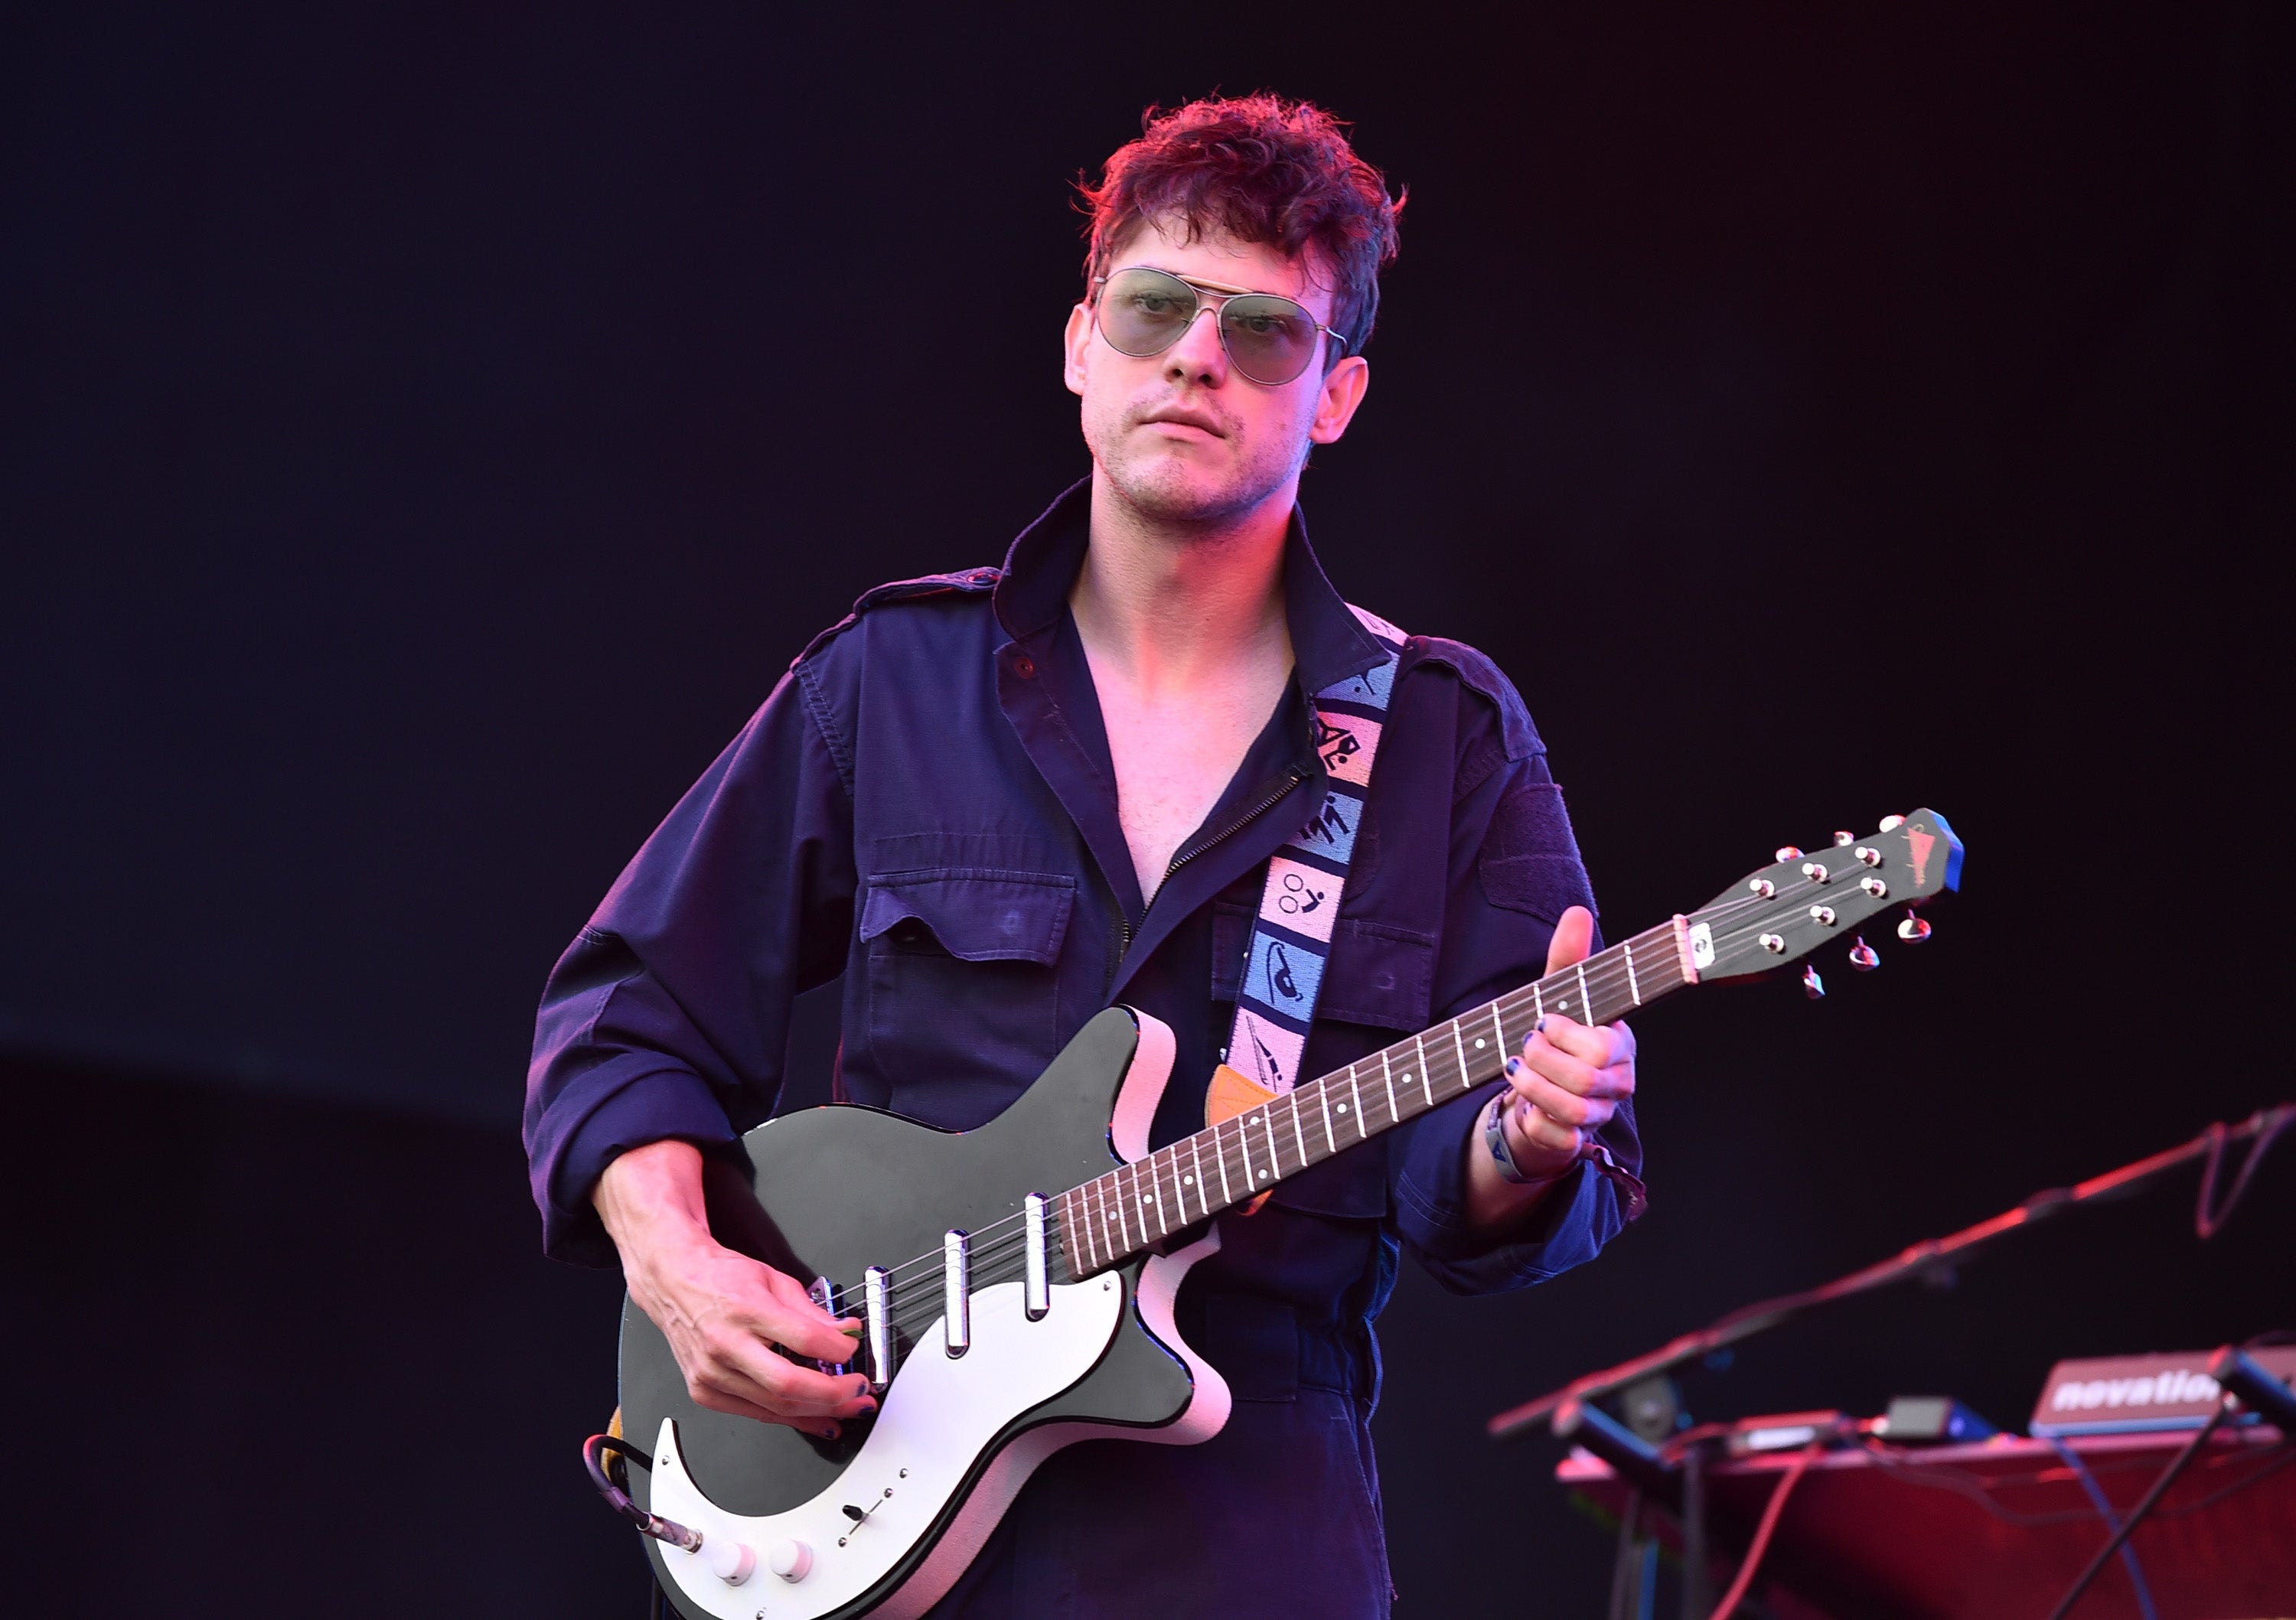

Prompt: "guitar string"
[853,864,1906,1305]
[858,874,1867,1304]
[868,888,1893,1340]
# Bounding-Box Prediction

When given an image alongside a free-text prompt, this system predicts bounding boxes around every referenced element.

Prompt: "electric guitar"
[607,810,1963,1618]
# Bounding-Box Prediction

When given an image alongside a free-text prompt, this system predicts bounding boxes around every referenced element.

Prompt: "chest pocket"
[860,870,1076,1112]
[1214,904,1437,1220]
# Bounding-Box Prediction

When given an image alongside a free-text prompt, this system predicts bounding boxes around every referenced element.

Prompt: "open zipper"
[1104,768,1307,995]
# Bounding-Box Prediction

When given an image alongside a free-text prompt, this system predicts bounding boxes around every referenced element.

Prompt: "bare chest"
[1097,670,1290,903]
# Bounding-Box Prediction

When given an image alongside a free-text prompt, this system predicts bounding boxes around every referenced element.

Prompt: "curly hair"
[1078,93,1404,360]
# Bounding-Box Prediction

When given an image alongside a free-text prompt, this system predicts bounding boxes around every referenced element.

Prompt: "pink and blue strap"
[1224,607,1406,1094]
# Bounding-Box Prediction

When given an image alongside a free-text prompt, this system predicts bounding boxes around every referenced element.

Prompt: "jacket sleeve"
[522,663,857,1265]
[1384,686,1642,1296]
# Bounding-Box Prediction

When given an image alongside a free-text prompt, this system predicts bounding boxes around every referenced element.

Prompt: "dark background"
[6,5,2291,1615]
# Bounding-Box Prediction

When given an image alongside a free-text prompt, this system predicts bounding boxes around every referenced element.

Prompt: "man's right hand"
[595,1139,878,1439]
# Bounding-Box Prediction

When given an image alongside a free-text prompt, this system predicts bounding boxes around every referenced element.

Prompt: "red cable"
[1707,1442,1821,1620]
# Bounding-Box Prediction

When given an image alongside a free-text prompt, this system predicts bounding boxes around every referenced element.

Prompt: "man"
[527,94,1640,1617]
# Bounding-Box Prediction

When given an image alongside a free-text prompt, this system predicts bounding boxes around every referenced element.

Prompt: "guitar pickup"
[864,1266,892,1391]
[807,1276,848,1377]
[943,1230,970,1357]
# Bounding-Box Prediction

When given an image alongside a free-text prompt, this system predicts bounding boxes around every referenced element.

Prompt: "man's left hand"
[1482,905,1637,1198]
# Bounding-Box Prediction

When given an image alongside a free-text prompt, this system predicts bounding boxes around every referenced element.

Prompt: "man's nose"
[1163,305,1228,385]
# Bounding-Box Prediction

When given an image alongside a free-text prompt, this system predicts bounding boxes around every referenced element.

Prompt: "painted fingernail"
[1534,1015,1549,1034]
[841,1322,864,1336]
[1504,1056,1522,1077]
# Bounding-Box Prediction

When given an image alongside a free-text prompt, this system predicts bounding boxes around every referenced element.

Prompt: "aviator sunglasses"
[1092,266,1351,386]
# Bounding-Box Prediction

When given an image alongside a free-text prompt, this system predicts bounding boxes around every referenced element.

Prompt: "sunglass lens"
[1098,268,1199,357]
[1219,295,1324,384]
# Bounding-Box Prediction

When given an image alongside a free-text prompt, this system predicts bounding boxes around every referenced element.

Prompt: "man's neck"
[1069,473,1295,692]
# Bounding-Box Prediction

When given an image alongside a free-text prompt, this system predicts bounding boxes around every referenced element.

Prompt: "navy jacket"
[525,481,1639,1615]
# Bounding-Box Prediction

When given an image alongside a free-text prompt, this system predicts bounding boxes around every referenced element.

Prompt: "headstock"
[1685,808,1962,990]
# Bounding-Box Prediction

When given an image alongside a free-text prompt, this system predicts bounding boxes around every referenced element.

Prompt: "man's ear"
[1308,354,1370,445]
[1063,303,1094,398]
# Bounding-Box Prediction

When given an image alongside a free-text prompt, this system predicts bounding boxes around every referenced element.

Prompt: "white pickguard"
[648,1275,1124,1619]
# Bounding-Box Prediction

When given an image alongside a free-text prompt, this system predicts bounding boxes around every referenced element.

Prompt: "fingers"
[634,1239,882,1435]
[1544,905,1596,974]
[1502,1012,1636,1152]
[1509,1015,1636,1100]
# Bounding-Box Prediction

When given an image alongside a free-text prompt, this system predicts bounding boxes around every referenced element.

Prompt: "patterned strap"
[1223,607,1406,1096]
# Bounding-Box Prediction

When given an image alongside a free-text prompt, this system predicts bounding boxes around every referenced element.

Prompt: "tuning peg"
[1849,937,1880,971]
[1896,914,1932,944]
[1802,964,1825,999]
[1832,831,1855,847]
[1775,845,1804,862]
[1878,814,1906,832]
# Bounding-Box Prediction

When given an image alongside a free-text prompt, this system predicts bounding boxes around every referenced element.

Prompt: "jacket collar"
[992,477,1391,697]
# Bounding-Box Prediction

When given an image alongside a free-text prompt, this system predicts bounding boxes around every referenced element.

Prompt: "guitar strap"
[1207,605,1407,1136]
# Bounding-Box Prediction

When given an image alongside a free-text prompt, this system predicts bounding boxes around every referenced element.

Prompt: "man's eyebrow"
[1121,265,1278,298]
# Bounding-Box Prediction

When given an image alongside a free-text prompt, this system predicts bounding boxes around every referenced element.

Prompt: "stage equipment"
[588,811,1962,1620]
[2032,1345,2296,1436]
[1493,1107,2294,1619]
[1489,1103,2295,1443]
[1560,1416,2295,1619]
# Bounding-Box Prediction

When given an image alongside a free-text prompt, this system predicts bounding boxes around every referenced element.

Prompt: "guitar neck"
[1057,917,1696,1278]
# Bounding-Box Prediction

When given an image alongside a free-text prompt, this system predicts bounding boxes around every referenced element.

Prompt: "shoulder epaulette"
[793,566,1002,668]
[1404,634,1545,762]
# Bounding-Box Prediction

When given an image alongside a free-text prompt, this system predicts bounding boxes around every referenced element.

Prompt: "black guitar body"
[621,1007,1227,1619]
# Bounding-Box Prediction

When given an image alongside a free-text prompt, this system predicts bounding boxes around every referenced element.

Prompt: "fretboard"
[1056,917,1695,1279]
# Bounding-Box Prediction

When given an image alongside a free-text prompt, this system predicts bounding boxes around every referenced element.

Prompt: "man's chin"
[1102,458,1270,528]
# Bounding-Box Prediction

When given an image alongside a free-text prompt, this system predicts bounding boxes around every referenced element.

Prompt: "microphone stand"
[1487,1103,2293,1442]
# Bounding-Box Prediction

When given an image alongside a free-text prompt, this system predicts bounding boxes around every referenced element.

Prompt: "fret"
[1062,1189,1086,1278]
[1067,925,1718,1267]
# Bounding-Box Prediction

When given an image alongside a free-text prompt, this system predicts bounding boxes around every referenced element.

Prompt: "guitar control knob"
[1849,937,1880,972]
[1775,846,1803,862]
[1832,831,1855,846]
[701,1536,756,1586]
[1878,814,1906,832]
[1896,914,1932,944]
[768,1539,815,1583]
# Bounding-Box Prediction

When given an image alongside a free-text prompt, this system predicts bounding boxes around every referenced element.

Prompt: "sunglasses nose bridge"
[1160,296,1231,374]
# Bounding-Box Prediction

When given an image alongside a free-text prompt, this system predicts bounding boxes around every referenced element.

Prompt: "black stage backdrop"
[5,6,2291,1615]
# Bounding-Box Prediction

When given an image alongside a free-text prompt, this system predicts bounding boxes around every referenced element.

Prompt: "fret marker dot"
[1336,1103,1349,1113]
[1475,1038,1486,1049]
[1182,1175,1194,1185]
[1401,1074,1412,1084]
[1259,1172,1270,1181]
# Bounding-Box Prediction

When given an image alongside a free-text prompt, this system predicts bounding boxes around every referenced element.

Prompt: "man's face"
[1064,217,1370,530]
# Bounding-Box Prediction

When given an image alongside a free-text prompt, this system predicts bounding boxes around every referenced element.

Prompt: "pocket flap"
[859,870,1075,965]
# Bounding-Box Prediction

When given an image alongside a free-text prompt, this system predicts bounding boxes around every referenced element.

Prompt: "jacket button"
[1013,654,1036,679]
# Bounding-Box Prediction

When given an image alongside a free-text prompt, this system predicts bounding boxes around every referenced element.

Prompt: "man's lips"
[1137,406,1227,438]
